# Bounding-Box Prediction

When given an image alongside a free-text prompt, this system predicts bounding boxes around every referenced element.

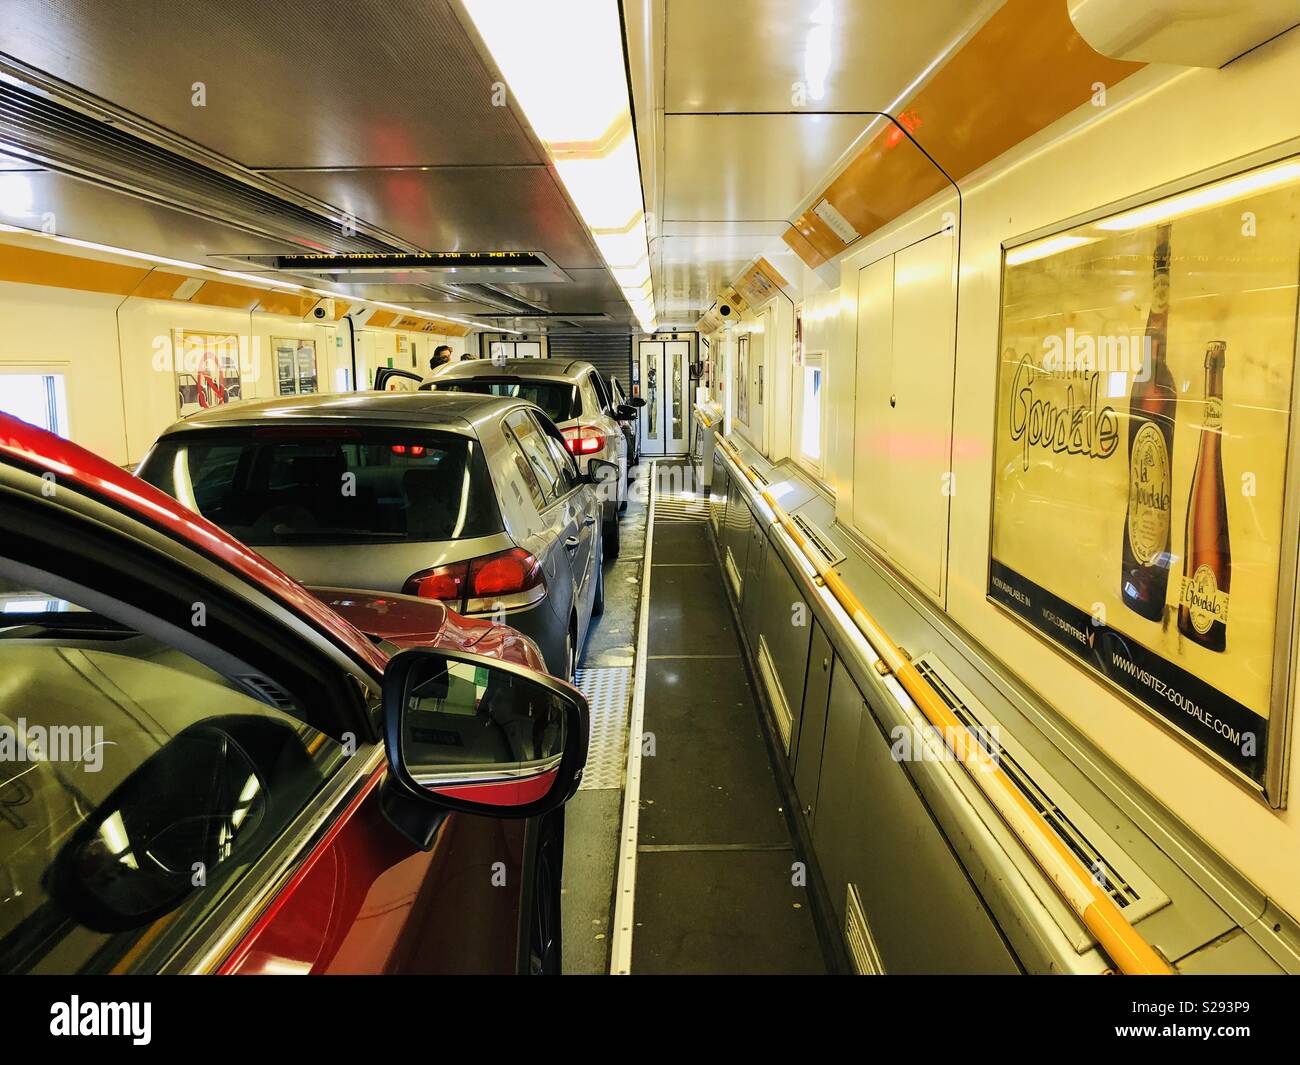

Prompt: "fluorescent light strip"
[463,0,658,333]
[0,222,488,333]
[1095,160,1300,231]
[1006,235,1098,266]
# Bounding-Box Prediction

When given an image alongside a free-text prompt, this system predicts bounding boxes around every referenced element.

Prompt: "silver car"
[418,359,634,531]
[136,391,618,680]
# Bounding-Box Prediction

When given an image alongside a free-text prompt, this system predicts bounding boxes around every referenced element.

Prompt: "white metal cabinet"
[851,231,957,603]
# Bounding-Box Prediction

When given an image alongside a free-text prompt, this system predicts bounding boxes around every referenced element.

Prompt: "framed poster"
[174,330,242,416]
[274,337,318,396]
[989,153,1300,800]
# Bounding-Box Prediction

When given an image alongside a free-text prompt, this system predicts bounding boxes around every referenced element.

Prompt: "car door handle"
[582,515,597,527]
[564,535,581,551]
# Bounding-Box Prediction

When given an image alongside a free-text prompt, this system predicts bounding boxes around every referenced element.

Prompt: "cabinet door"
[840,704,1019,974]
[852,254,895,551]
[739,514,767,646]
[792,621,834,823]
[810,662,866,922]
[885,232,956,601]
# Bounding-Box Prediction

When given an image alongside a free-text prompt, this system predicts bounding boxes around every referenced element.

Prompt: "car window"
[500,429,547,511]
[434,380,580,422]
[533,412,580,496]
[503,409,562,504]
[0,572,348,974]
[139,428,502,546]
[589,372,612,412]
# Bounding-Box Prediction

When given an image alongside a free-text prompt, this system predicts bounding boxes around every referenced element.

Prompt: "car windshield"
[138,427,502,546]
[432,379,580,422]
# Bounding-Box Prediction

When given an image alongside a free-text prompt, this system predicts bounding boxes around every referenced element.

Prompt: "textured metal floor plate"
[575,665,632,791]
[654,491,710,523]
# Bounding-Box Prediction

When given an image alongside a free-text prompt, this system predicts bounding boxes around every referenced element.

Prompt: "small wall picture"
[275,337,318,396]
[175,330,243,416]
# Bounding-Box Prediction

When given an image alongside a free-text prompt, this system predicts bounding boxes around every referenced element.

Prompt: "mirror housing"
[383,647,588,824]
[626,396,647,408]
[615,403,640,420]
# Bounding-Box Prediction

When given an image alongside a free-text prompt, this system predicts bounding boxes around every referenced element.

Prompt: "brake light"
[470,548,543,597]
[391,444,426,456]
[404,548,545,610]
[562,426,605,455]
[406,561,468,601]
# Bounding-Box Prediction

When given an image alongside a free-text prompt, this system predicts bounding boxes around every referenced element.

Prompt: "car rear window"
[139,427,502,546]
[432,379,581,422]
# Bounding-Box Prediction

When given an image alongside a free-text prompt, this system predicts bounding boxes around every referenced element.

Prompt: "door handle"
[582,515,597,527]
[564,535,581,551]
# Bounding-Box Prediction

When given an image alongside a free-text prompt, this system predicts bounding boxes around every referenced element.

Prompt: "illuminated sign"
[274,251,547,271]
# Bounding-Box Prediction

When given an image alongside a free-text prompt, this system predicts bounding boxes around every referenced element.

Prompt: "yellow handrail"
[712,436,1171,976]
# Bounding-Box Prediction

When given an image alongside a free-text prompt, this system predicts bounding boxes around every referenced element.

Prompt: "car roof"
[0,412,387,672]
[434,357,597,384]
[157,390,522,437]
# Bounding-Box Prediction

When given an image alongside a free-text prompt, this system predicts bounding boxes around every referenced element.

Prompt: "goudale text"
[1008,355,1120,471]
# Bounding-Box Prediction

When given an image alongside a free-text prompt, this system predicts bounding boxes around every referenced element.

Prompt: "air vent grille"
[240,675,296,713]
[792,513,845,567]
[0,80,398,254]
[844,884,884,974]
[913,659,1139,910]
[757,636,793,752]
[750,468,769,486]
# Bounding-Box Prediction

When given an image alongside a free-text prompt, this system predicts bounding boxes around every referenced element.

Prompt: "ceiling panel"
[663,113,871,220]
[664,0,1002,113]
[0,0,538,168]
[0,167,306,265]
[268,166,604,271]
[495,268,625,313]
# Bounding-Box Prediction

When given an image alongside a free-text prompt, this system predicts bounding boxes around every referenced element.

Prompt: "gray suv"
[136,392,617,680]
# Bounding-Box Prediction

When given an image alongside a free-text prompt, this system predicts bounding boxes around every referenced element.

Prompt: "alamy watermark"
[0,719,108,772]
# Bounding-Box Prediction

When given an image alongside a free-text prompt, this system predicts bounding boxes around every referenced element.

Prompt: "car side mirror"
[383,648,588,832]
[615,403,639,419]
[627,396,647,408]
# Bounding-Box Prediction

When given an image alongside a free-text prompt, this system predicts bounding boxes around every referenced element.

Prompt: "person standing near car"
[423,344,453,384]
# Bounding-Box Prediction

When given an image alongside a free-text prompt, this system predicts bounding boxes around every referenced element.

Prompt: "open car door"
[374,367,425,392]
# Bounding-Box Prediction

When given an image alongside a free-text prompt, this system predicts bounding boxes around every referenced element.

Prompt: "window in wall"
[0,372,69,436]
[797,353,825,472]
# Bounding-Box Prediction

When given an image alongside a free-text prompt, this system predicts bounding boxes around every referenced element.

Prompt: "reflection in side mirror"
[587,458,619,486]
[384,648,588,820]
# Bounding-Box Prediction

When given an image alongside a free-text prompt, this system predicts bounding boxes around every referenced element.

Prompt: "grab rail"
[712,436,1171,976]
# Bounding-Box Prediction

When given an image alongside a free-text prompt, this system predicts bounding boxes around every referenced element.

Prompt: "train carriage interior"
[4,0,1300,1004]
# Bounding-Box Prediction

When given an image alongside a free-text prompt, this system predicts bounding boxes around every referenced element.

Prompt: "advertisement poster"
[275,337,318,396]
[989,157,1300,789]
[174,330,242,416]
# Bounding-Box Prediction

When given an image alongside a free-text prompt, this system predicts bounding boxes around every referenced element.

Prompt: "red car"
[0,413,587,974]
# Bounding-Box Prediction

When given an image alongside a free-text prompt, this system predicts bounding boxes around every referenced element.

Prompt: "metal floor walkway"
[623,460,827,974]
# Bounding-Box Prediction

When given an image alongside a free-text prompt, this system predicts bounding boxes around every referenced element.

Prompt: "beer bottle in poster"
[1120,224,1176,621]
[1178,341,1231,651]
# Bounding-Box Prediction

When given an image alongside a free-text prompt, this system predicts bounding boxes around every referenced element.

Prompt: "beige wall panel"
[852,254,895,550]
[946,33,1300,915]
[0,280,128,464]
[116,298,252,462]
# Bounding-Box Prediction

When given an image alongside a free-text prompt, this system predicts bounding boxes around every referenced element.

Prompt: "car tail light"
[469,548,544,599]
[391,444,426,456]
[562,426,605,455]
[404,548,545,612]
[406,561,469,601]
